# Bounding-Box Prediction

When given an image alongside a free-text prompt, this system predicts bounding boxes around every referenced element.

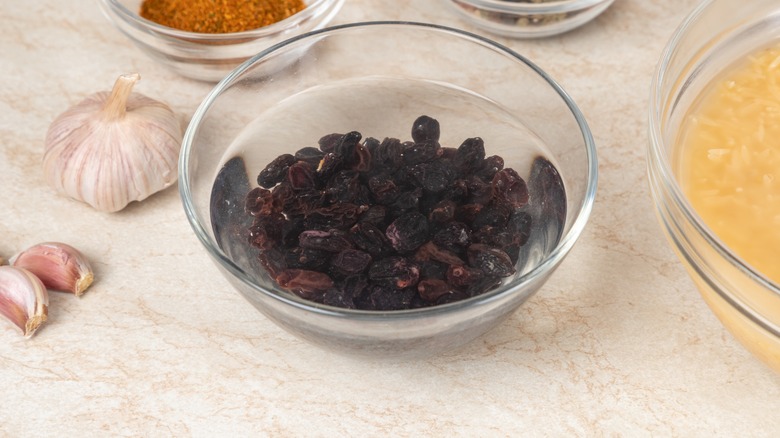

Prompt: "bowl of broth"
[648,0,780,372]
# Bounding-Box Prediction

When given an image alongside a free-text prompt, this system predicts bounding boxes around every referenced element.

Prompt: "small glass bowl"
[442,0,616,38]
[180,22,597,359]
[97,0,344,82]
[648,0,780,373]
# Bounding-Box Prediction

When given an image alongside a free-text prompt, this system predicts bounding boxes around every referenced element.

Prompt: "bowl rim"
[648,1,780,324]
[179,21,598,320]
[447,0,612,14]
[100,0,338,40]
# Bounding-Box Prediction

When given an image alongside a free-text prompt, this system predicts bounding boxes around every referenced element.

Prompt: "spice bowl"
[180,22,597,359]
[648,0,780,372]
[443,0,615,38]
[97,0,344,82]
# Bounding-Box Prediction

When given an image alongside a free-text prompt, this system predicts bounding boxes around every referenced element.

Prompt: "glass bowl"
[442,0,615,38]
[97,0,344,82]
[180,22,598,359]
[648,0,780,373]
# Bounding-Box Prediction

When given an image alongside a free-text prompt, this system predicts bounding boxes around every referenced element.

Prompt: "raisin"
[248,212,286,250]
[368,174,400,204]
[440,179,468,202]
[318,133,343,153]
[295,146,325,165]
[245,187,278,217]
[414,241,464,266]
[363,137,381,156]
[258,248,286,278]
[455,137,485,172]
[439,146,458,161]
[446,264,484,290]
[352,142,372,172]
[419,260,448,280]
[428,200,456,224]
[403,140,440,165]
[472,225,514,248]
[334,131,362,159]
[305,203,366,230]
[386,212,429,253]
[411,115,440,143]
[350,222,391,258]
[275,269,333,301]
[368,256,420,289]
[466,175,492,205]
[478,155,504,180]
[283,246,329,270]
[418,278,451,302]
[323,288,356,309]
[473,201,512,229]
[467,243,516,277]
[455,203,483,225]
[508,210,533,246]
[358,285,416,311]
[387,187,422,216]
[257,154,295,188]
[330,249,372,277]
[358,205,387,228]
[280,217,305,247]
[317,152,344,184]
[492,168,529,208]
[410,160,454,193]
[374,137,404,170]
[287,161,318,191]
[325,170,361,204]
[432,221,471,253]
[342,275,370,298]
[271,182,294,207]
[299,230,353,252]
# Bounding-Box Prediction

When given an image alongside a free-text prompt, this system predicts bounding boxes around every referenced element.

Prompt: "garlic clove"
[43,73,182,212]
[0,266,49,337]
[10,242,94,296]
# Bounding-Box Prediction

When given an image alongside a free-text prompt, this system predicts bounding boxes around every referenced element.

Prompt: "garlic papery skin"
[43,73,182,212]
[10,242,94,296]
[0,266,49,338]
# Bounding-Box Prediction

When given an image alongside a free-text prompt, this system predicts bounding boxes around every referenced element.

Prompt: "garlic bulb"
[43,73,182,212]
[0,266,49,338]
[10,242,94,296]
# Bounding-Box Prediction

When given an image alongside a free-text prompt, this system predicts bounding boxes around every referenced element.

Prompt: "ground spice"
[139,0,307,34]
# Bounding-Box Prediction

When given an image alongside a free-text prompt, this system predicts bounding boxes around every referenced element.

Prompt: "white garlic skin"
[43,73,182,212]
[0,266,49,338]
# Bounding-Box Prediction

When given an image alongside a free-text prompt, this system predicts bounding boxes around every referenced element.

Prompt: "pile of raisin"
[245,116,536,311]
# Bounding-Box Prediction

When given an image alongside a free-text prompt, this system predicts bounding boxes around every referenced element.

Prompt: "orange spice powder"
[139,0,307,34]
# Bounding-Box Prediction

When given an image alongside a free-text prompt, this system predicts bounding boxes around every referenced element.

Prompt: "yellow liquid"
[680,48,780,281]
[677,47,780,372]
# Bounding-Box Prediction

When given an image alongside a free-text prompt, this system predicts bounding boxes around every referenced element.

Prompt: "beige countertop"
[2,0,779,435]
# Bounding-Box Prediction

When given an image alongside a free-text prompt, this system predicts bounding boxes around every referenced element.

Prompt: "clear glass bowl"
[648,0,780,373]
[97,0,344,82]
[180,22,598,359]
[442,0,615,38]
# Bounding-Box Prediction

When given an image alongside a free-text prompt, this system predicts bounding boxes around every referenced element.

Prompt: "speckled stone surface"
[1,0,778,435]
